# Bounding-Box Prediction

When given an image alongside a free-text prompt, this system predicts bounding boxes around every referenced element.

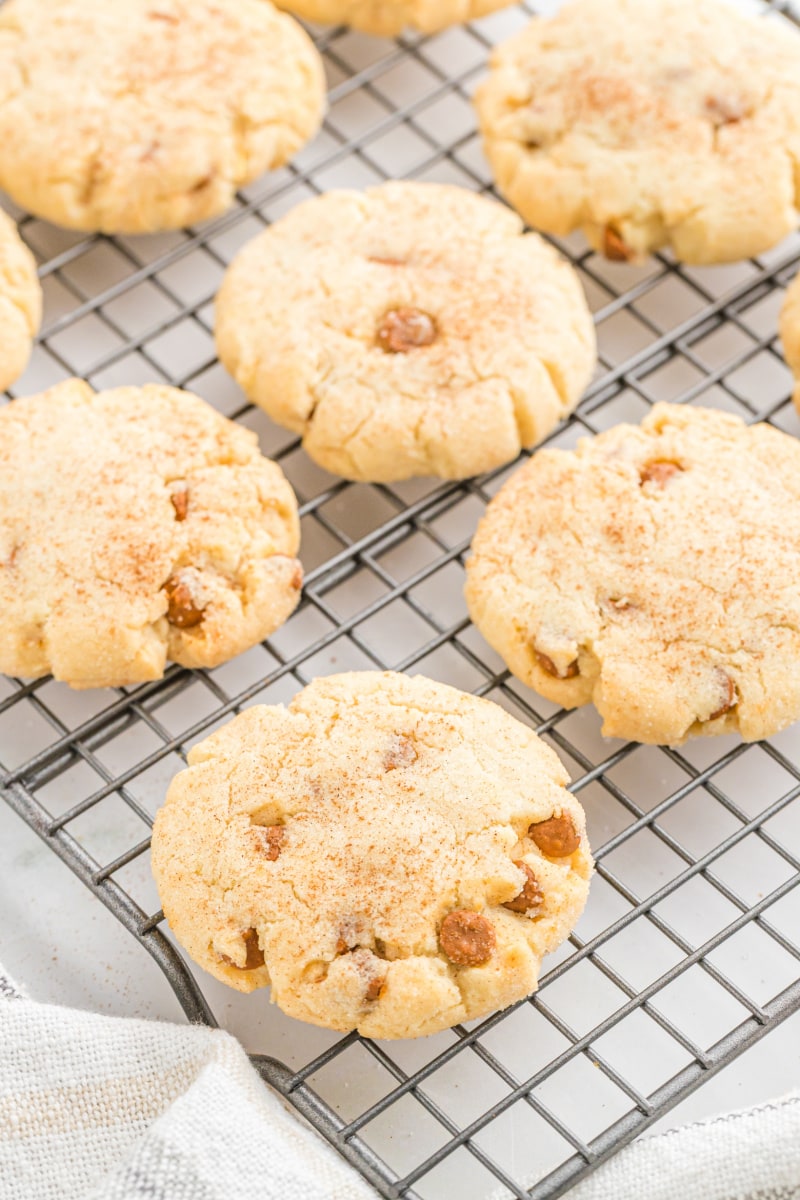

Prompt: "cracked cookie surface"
[0,0,325,234]
[0,209,41,393]
[475,0,800,264]
[466,403,800,745]
[215,182,595,482]
[0,379,301,688]
[273,0,510,37]
[151,671,592,1038]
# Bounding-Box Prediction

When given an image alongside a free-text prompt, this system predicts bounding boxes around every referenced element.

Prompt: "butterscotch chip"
[164,570,207,629]
[603,227,635,262]
[252,825,285,861]
[535,650,579,680]
[216,181,595,484]
[243,929,265,970]
[0,208,41,393]
[440,911,496,967]
[151,670,593,1038]
[221,928,265,971]
[335,915,370,954]
[475,0,800,263]
[365,974,385,1002]
[170,489,189,521]
[350,947,386,1003]
[0,0,325,234]
[0,380,301,688]
[708,670,736,721]
[640,460,683,487]
[503,862,543,915]
[376,308,437,354]
[466,402,800,744]
[529,815,580,858]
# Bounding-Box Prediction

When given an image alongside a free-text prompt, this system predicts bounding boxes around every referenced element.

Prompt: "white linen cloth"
[1,964,798,1200]
[0,967,375,1200]
[566,1091,800,1200]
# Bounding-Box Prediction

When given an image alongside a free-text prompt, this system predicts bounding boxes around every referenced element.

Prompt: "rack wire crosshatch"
[3,1,800,1196]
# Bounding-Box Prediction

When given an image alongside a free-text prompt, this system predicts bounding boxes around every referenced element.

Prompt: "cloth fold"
[565,1092,800,1200]
[1,964,798,1200]
[0,967,375,1200]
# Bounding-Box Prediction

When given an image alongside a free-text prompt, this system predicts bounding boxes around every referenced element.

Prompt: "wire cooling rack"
[3,1,800,1196]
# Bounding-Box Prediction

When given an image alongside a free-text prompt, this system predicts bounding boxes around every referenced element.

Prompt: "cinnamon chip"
[220,928,264,971]
[170,489,189,521]
[440,911,496,966]
[640,460,683,487]
[708,668,736,721]
[336,915,369,954]
[603,226,635,262]
[349,947,386,1002]
[251,825,284,861]
[535,649,579,679]
[164,569,206,628]
[376,307,437,353]
[529,814,580,857]
[503,861,544,915]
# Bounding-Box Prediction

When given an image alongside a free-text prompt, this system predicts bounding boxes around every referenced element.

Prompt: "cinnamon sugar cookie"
[0,209,40,392]
[475,0,800,263]
[151,672,592,1038]
[0,0,325,233]
[215,182,595,482]
[466,404,800,745]
[274,0,510,37]
[779,273,800,416]
[0,380,301,688]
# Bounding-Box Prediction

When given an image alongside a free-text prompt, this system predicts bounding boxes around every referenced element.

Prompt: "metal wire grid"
[3,1,800,1196]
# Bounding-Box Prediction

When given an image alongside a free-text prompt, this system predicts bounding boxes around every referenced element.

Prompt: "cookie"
[475,0,800,264]
[466,403,800,745]
[151,671,592,1039]
[779,274,800,415]
[0,379,302,689]
[215,182,595,482]
[0,0,325,234]
[274,0,509,37]
[0,209,41,393]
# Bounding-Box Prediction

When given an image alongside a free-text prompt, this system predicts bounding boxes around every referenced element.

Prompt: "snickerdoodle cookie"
[151,671,592,1038]
[778,273,800,416]
[466,403,800,745]
[0,209,41,392]
[216,182,595,482]
[274,0,511,37]
[0,379,301,688]
[0,0,325,233]
[475,0,800,263]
